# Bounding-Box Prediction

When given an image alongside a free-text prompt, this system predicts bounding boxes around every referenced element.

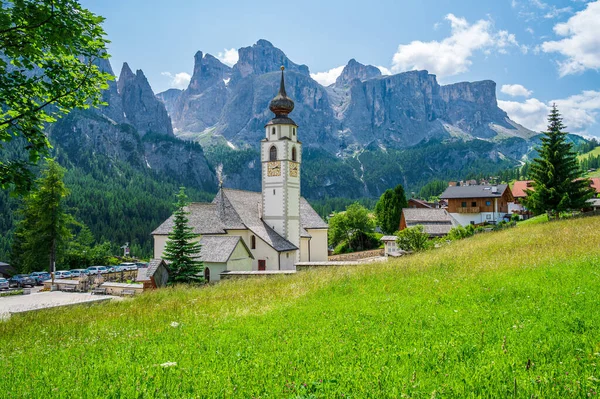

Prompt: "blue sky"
[81,0,600,137]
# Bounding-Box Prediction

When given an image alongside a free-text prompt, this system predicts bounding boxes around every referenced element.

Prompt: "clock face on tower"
[267,161,281,177]
[289,162,299,177]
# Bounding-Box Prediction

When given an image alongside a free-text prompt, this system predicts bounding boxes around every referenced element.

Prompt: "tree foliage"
[375,184,408,234]
[11,158,72,273]
[0,0,111,194]
[328,203,375,252]
[523,105,595,217]
[162,187,204,284]
[395,225,430,252]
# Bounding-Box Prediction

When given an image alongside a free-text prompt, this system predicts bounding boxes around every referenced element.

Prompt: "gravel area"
[0,291,119,320]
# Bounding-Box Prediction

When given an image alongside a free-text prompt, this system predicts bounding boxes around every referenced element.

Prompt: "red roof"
[512,180,533,198]
[513,178,600,197]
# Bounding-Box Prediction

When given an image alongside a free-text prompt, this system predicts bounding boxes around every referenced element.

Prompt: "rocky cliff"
[334,59,381,87]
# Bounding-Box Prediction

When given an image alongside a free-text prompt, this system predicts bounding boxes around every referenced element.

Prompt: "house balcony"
[456,207,480,213]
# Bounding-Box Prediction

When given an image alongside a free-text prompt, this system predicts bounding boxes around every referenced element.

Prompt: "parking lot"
[0,290,120,320]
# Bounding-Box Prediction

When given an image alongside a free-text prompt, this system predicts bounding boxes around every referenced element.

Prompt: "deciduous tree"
[0,0,111,194]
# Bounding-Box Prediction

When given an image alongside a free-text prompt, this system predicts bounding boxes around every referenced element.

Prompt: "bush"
[395,225,431,252]
[447,224,475,241]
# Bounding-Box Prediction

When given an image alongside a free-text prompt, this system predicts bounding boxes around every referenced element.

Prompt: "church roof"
[199,236,254,263]
[152,188,328,253]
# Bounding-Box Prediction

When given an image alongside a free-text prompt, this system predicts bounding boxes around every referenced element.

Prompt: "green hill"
[1,217,599,397]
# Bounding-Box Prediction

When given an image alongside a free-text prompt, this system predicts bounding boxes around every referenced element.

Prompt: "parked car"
[135,262,149,269]
[54,270,72,279]
[30,272,51,285]
[86,266,109,275]
[8,274,35,288]
[69,269,88,278]
[119,263,138,271]
[0,278,9,290]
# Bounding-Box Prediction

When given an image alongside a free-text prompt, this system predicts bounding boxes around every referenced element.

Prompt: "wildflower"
[160,362,177,368]
[170,322,180,328]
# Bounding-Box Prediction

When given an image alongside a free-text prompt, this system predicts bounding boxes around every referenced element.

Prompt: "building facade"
[440,184,514,226]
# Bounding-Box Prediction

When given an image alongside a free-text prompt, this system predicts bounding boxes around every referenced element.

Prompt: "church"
[152,67,329,281]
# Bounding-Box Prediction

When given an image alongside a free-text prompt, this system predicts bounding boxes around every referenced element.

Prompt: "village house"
[399,208,459,237]
[152,68,328,280]
[0,262,15,278]
[440,184,514,226]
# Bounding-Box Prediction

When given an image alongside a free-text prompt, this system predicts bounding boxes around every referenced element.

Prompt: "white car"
[119,263,138,271]
[55,270,72,279]
[69,269,88,278]
[86,266,109,275]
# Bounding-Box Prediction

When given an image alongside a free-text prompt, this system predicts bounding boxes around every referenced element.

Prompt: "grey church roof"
[199,236,254,263]
[440,184,509,199]
[152,188,328,253]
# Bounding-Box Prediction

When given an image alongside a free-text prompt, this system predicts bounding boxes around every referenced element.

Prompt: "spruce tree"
[11,158,72,273]
[163,187,204,284]
[375,184,408,234]
[524,104,595,218]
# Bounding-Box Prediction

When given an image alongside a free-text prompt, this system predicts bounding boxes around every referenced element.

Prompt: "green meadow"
[1,217,599,398]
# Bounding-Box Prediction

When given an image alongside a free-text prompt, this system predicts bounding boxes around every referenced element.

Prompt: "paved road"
[0,291,119,320]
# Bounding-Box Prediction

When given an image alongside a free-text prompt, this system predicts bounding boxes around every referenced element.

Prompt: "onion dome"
[269,66,294,117]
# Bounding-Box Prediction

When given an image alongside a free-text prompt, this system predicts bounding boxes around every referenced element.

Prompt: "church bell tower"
[261,66,301,257]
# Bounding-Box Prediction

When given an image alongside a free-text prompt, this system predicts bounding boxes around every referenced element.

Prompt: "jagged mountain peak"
[232,39,310,82]
[117,62,136,94]
[335,58,382,87]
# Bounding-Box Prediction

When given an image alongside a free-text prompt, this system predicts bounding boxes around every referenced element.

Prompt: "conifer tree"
[375,184,408,234]
[524,105,595,218]
[163,187,204,284]
[11,158,72,273]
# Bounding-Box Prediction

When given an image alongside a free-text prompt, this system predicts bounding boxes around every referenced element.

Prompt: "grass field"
[578,146,600,161]
[1,217,600,398]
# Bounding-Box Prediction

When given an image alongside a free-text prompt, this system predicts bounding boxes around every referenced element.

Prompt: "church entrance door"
[258,260,266,271]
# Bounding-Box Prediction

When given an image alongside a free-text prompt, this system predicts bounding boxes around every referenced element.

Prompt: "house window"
[269,145,277,161]
[486,214,491,219]
[486,201,491,206]
[286,253,289,258]
[251,235,256,249]
[272,127,276,135]
[461,201,467,207]
[471,201,477,207]
[292,146,297,162]
[470,221,475,225]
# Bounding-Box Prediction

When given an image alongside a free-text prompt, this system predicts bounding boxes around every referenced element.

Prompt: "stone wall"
[328,249,384,262]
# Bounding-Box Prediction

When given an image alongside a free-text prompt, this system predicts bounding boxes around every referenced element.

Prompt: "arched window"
[292,146,297,162]
[269,146,277,161]
[293,128,296,136]
[251,235,256,249]
[204,267,210,283]
[272,127,276,135]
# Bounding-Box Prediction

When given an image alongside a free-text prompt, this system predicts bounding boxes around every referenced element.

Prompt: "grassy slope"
[1,218,600,398]
[578,146,600,161]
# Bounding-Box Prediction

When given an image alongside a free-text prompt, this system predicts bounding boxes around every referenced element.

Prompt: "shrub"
[395,225,431,252]
[447,224,475,241]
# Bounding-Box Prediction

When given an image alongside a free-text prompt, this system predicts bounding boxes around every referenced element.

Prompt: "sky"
[81,0,600,138]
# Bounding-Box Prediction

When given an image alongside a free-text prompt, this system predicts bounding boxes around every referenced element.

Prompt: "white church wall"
[153,235,168,259]
[300,237,310,262]
[203,263,227,282]
[279,251,296,270]
[225,242,253,272]
[307,229,329,261]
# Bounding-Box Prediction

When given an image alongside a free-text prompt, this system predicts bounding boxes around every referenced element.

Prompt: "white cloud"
[161,71,191,89]
[310,65,345,86]
[501,84,533,97]
[216,48,239,67]
[376,66,392,75]
[499,90,600,135]
[390,14,524,77]
[541,0,600,76]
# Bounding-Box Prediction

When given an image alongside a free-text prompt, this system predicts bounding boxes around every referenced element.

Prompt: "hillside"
[1,217,599,397]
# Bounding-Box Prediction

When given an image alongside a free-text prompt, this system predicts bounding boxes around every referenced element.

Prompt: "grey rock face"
[231,39,310,83]
[117,63,174,137]
[91,57,126,124]
[156,88,182,117]
[334,59,382,87]
[169,52,231,133]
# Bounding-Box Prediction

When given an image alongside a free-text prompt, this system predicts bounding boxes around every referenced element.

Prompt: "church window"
[251,235,256,249]
[293,128,296,136]
[273,189,276,195]
[269,145,277,161]
[272,127,276,135]
[292,146,297,162]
